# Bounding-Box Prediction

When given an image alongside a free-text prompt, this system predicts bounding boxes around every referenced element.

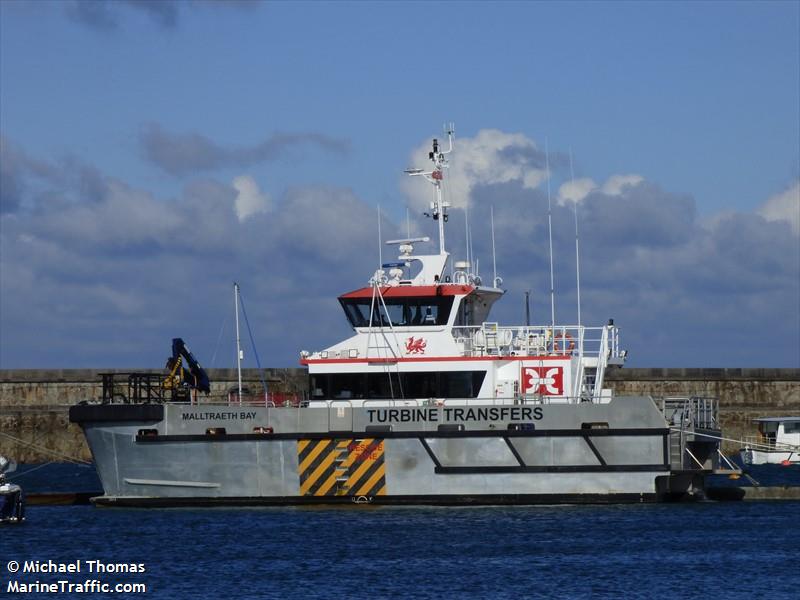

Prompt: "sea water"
[3,501,799,599]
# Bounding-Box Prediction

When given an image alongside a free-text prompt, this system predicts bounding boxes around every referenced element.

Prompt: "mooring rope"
[669,427,799,453]
[0,431,92,465]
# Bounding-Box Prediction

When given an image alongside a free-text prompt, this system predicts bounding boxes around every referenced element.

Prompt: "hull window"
[310,371,487,400]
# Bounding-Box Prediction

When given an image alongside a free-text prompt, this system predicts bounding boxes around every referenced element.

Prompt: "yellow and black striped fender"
[297,438,386,498]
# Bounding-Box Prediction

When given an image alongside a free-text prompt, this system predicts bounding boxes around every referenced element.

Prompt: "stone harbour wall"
[0,368,307,463]
[0,368,797,462]
[605,368,800,453]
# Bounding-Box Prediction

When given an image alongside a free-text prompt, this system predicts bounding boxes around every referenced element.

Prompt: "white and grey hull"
[70,396,709,506]
[739,448,800,465]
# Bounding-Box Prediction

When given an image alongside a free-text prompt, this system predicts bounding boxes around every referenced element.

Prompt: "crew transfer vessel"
[70,128,730,506]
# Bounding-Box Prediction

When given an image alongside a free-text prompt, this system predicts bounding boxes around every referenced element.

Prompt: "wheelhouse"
[339,285,471,329]
[338,284,503,330]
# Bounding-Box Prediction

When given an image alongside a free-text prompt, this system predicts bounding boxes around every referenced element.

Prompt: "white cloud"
[601,174,645,196]
[557,177,598,204]
[232,175,271,222]
[557,174,645,205]
[402,129,548,210]
[757,180,800,235]
[2,136,797,369]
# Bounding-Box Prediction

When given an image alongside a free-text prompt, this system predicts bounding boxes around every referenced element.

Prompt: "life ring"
[554,332,575,352]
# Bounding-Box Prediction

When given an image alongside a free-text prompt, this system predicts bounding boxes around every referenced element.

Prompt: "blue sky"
[1,0,798,369]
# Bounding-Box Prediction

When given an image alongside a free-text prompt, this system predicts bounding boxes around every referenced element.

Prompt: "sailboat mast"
[234,282,243,405]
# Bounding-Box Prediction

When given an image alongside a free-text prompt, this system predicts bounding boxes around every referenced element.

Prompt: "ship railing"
[452,324,619,360]
[360,395,588,407]
[223,391,303,408]
[742,435,799,452]
[661,396,719,430]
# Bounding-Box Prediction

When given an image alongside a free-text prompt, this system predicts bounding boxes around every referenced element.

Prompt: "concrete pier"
[1,367,798,462]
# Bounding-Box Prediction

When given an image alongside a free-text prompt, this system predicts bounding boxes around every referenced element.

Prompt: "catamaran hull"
[70,396,706,506]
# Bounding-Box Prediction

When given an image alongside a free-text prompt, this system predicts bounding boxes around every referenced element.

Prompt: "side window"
[454,297,470,327]
[310,374,329,399]
[783,422,800,434]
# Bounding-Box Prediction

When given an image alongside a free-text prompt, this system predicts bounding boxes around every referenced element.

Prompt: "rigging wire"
[210,311,229,368]
[373,283,405,400]
[237,290,268,399]
[7,461,56,481]
[0,432,91,465]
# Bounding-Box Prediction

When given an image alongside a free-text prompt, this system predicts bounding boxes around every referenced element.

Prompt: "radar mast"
[404,124,454,256]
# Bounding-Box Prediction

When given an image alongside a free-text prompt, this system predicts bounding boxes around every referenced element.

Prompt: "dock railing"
[661,396,719,430]
[742,435,799,452]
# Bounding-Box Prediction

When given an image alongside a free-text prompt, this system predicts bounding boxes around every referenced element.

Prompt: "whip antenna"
[377,204,383,269]
[570,149,582,330]
[491,205,498,288]
[545,138,556,335]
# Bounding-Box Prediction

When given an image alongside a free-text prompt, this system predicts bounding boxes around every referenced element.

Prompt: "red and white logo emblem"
[522,366,563,395]
[405,336,427,354]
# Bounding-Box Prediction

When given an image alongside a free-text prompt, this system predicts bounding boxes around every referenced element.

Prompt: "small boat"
[0,456,25,523]
[740,417,800,465]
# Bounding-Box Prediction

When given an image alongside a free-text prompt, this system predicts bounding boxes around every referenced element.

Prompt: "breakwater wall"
[0,368,306,463]
[1,368,797,462]
[606,368,800,452]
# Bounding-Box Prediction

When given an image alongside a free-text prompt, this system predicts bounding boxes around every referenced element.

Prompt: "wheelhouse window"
[339,296,454,328]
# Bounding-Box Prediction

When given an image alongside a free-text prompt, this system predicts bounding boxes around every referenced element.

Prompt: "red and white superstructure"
[301,129,626,406]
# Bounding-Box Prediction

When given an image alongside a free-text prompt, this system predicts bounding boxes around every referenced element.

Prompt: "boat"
[69,128,734,506]
[740,417,800,465]
[0,456,25,523]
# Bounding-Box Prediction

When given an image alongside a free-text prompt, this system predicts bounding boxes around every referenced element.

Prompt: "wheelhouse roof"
[339,284,474,299]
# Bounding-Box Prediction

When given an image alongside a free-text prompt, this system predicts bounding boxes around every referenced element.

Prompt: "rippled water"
[9,459,800,493]
[4,502,799,599]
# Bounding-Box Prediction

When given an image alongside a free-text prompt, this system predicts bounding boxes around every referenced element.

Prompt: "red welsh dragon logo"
[405,336,427,354]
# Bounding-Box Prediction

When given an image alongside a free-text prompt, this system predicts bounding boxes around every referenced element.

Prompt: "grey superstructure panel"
[591,435,664,465]
[426,437,519,467]
[551,438,601,466]
[511,437,553,466]
[86,427,301,498]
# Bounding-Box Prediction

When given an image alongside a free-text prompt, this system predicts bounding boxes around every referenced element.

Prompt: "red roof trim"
[338,284,474,299]
[301,355,571,365]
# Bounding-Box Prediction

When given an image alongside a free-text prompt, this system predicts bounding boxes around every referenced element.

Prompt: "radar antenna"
[404,123,454,255]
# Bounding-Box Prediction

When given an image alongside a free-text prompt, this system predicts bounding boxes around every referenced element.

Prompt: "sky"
[1,0,798,370]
